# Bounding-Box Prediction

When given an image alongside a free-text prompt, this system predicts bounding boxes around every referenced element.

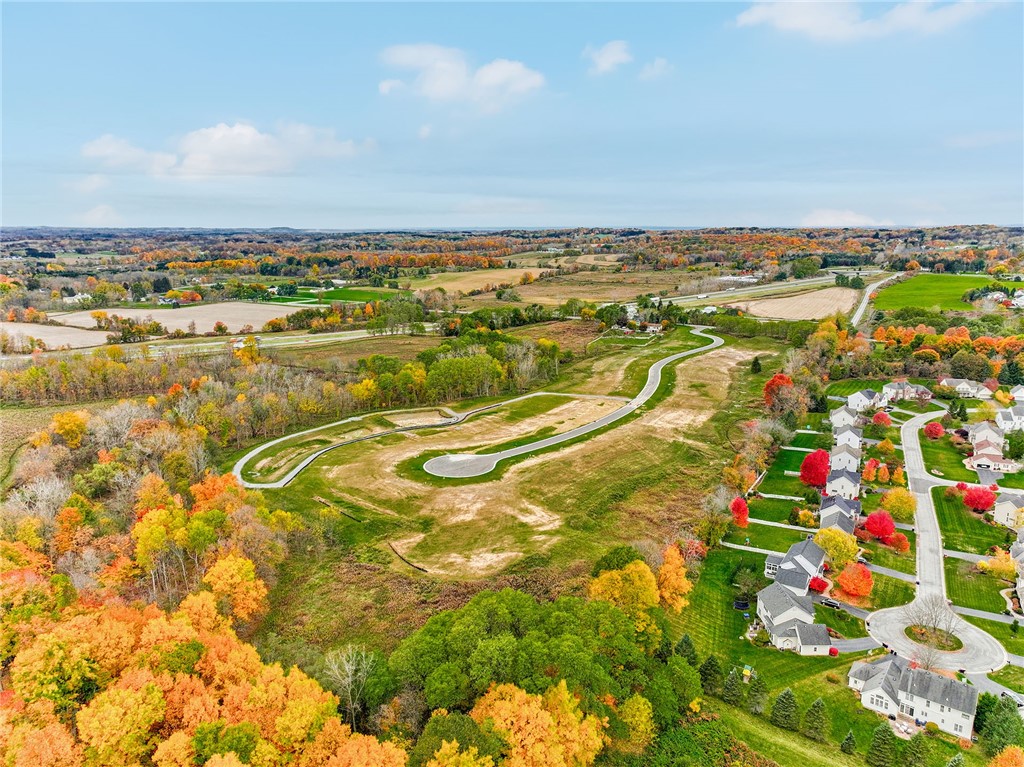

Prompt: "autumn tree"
[426,741,495,767]
[730,496,749,528]
[50,410,91,449]
[588,560,661,643]
[964,486,998,512]
[877,464,891,484]
[813,528,859,569]
[656,544,692,613]
[887,532,910,554]
[763,373,794,407]
[882,488,916,522]
[202,554,269,623]
[865,511,896,540]
[980,548,1018,580]
[837,563,873,597]
[799,450,830,487]
[990,746,1024,767]
[619,694,656,750]
[76,683,166,766]
[862,462,878,482]
[924,422,945,440]
[873,412,892,427]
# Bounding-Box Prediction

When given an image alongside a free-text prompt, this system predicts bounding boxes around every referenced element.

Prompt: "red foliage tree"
[872,411,892,427]
[730,497,749,528]
[808,577,828,593]
[963,486,997,513]
[799,449,830,487]
[865,510,896,540]
[763,373,794,406]
[887,532,910,553]
[923,422,944,440]
[837,563,874,597]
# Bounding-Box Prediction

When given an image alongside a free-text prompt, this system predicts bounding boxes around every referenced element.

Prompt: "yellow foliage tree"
[587,560,661,644]
[76,683,166,766]
[50,410,91,449]
[990,746,1024,767]
[426,740,494,767]
[202,554,269,623]
[979,548,1017,581]
[656,544,692,613]
[813,527,859,569]
[618,694,656,751]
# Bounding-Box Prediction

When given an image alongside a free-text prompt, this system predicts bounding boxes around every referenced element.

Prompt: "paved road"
[865,564,916,583]
[864,410,1008,672]
[234,391,628,489]
[944,549,987,564]
[423,327,725,478]
[850,273,901,326]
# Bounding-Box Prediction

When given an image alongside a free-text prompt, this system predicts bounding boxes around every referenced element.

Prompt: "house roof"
[997,493,1024,510]
[835,425,863,438]
[783,538,827,571]
[795,623,831,647]
[973,439,1004,454]
[820,507,856,534]
[827,468,861,485]
[757,582,814,623]
[821,495,861,516]
[766,552,784,567]
[831,444,862,459]
[850,657,978,715]
[775,568,811,592]
[854,389,878,399]
[941,377,982,388]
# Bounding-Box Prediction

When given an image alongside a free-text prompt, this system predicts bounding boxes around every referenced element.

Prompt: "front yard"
[962,615,1024,655]
[932,487,1012,555]
[944,557,1010,613]
[860,529,916,575]
[919,433,977,482]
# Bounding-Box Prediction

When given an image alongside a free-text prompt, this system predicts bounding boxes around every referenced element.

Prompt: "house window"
[962,713,969,720]
[900,703,915,717]
[954,724,963,734]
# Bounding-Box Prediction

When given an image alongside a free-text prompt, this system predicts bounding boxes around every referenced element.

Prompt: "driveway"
[423,327,725,478]
[863,410,1008,673]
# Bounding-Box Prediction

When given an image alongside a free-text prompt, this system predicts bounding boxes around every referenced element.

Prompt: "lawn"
[990,665,1024,694]
[944,557,1009,613]
[814,605,867,638]
[996,472,1024,491]
[932,487,1013,554]
[799,412,827,430]
[919,434,976,481]
[873,273,1002,311]
[757,450,812,497]
[861,529,916,575]
[867,572,916,609]
[962,615,1024,655]
[748,497,800,523]
[791,432,831,449]
[724,523,809,552]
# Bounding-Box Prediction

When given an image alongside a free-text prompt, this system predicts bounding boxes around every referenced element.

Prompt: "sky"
[2,1,1022,229]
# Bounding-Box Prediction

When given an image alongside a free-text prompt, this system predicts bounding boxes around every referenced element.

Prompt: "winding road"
[850,273,901,327]
[422,327,724,478]
[865,409,1008,673]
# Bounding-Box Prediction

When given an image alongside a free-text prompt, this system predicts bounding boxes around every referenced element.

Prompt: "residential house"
[755,582,816,651]
[763,538,826,596]
[825,469,860,500]
[993,493,1024,529]
[939,378,992,399]
[794,623,833,656]
[830,406,860,429]
[966,446,1019,474]
[834,425,863,450]
[848,389,883,412]
[967,422,1004,449]
[830,444,862,474]
[882,380,933,403]
[848,656,978,737]
[996,405,1024,433]
[1009,530,1024,600]
[1011,384,1024,400]
[819,494,860,534]
[61,293,91,305]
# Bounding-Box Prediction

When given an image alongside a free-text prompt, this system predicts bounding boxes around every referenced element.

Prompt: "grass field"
[266,333,440,371]
[861,530,916,575]
[962,615,1024,654]
[919,434,976,481]
[724,523,809,552]
[990,665,1024,694]
[932,487,1012,554]
[757,449,811,496]
[944,557,1009,613]
[748,497,800,523]
[790,433,831,450]
[873,273,1003,311]
[868,572,916,610]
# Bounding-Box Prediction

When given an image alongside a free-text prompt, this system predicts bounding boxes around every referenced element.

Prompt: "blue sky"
[3,1,1022,228]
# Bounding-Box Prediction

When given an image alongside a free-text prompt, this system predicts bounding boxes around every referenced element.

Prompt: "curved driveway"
[865,409,1007,672]
[423,327,724,478]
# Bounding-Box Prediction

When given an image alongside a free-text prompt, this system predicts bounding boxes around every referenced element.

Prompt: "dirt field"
[460,268,696,307]
[55,302,291,334]
[268,334,439,370]
[725,286,858,320]
[0,321,109,350]
[509,320,602,356]
[408,268,542,294]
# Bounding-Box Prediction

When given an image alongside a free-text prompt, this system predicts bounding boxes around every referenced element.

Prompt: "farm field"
[458,267,696,307]
[266,333,440,370]
[724,286,858,320]
[405,267,543,293]
[872,273,1003,311]
[508,320,602,356]
[932,487,1011,554]
[56,301,293,334]
[0,320,109,349]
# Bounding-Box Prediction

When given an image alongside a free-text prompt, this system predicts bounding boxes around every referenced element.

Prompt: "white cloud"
[77,204,123,226]
[736,1,991,43]
[801,209,895,227]
[945,130,1021,149]
[639,57,673,81]
[379,44,544,112]
[378,79,403,95]
[583,40,633,75]
[65,174,110,194]
[82,122,370,178]
[418,124,432,139]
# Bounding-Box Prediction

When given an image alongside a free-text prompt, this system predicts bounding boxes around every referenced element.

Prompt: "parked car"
[821,598,841,609]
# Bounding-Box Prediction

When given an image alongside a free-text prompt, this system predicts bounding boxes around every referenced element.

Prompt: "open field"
[873,273,1003,311]
[459,268,695,307]
[406,268,543,293]
[508,320,602,356]
[725,286,858,320]
[932,487,1011,554]
[56,301,293,334]
[0,320,109,349]
[266,333,439,370]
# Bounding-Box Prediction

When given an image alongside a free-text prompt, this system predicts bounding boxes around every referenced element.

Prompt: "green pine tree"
[866,724,898,767]
[982,695,1024,756]
[747,675,769,715]
[944,754,964,767]
[675,634,699,667]
[903,731,929,767]
[770,687,800,731]
[722,669,745,706]
[840,730,856,754]
[801,697,829,742]
[751,356,762,373]
[699,654,724,697]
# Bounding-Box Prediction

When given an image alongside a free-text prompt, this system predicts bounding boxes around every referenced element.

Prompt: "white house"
[834,425,863,450]
[794,623,832,656]
[830,444,862,474]
[756,582,816,651]
[939,378,993,399]
[830,406,861,429]
[1011,385,1024,400]
[966,446,1020,474]
[882,380,933,403]
[825,468,860,500]
[848,389,883,412]
[848,657,978,737]
[996,406,1024,433]
[993,493,1024,528]
[820,495,861,535]
[967,422,1004,449]
[764,538,826,597]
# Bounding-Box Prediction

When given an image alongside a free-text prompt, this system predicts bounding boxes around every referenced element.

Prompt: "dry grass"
[267,334,439,370]
[460,269,695,307]
[407,268,542,293]
[508,321,602,356]
[56,302,292,334]
[0,320,109,350]
[725,286,858,320]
